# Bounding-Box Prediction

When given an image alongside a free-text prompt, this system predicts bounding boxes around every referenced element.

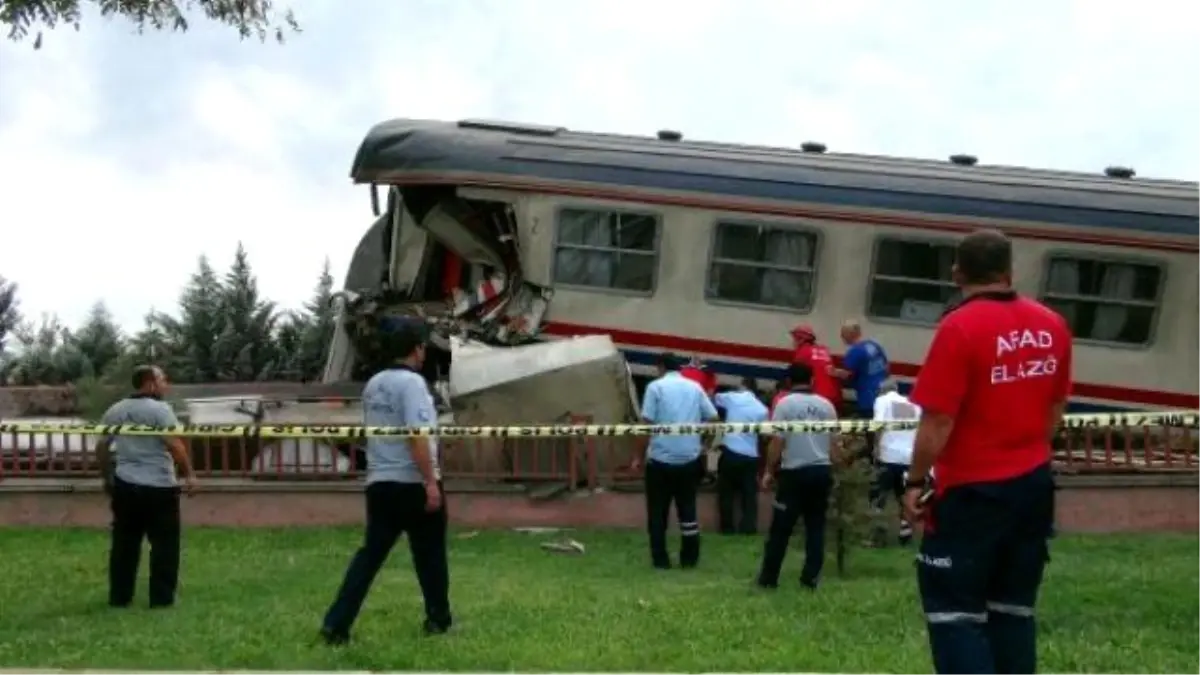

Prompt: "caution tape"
[0,410,1195,439]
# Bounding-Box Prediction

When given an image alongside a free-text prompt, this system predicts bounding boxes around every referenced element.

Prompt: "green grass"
[0,528,1194,672]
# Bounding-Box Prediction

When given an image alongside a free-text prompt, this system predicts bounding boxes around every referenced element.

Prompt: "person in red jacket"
[678,357,718,485]
[680,357,717,397]
[789,325,843,410]
[903,229,1071,675]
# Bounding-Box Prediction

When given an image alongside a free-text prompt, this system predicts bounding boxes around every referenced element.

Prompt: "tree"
[0,275,19,382]
[126,311,173,366]
[212,242,277,381]
[69,300,125,378]
[2,0,299,49]
[155,255,224,383]
[0,274,19,355]
[296,257,335,381]
[271,310,306,380]
[4,313,71,385]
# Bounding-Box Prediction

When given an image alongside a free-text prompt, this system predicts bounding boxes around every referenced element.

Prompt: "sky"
[0,0,1196,334]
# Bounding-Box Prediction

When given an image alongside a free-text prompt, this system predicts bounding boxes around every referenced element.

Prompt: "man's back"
[101,397,178,488]
[846,339,889,413]
[793,344,843,408]
[362,367,440,484]
[912,293,1072,488]
[873,390,921,465]
[772,392,838,469]
[642,372,718,464]
[714,389,768,456]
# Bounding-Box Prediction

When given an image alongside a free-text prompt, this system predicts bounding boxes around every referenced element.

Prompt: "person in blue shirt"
[832,320,889,464]
[321,316,452,645]
[713,378,769,535]
[834,320,890,419]
[631,352,719,569]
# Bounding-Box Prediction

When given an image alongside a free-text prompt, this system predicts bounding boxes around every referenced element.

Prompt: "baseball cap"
[790,324,816,342]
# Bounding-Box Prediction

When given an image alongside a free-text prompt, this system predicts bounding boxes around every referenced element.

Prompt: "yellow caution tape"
[0,410,1195,439]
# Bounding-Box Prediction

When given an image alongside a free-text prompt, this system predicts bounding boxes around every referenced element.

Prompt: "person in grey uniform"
[321,316,451,644]
[95,365,196,609]
[756,362,840,591]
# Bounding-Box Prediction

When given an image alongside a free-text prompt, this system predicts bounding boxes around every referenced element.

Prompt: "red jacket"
[680,366,717,397]
[792,343,843,408]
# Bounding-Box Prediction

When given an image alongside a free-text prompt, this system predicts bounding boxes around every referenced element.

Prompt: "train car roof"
[350,118,1199,237]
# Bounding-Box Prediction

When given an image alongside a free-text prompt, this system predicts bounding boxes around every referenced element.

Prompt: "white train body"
[329,119,1199,414]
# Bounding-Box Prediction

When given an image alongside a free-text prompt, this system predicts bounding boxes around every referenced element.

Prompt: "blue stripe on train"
[618,347,1138,414]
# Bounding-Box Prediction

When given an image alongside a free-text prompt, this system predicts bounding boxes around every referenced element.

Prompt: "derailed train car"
[326,118,1198,421]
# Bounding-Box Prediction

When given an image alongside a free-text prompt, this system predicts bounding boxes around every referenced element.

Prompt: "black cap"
[378,315,429,356]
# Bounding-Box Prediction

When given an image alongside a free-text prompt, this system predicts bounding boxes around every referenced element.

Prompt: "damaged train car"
[327,117,1198,425]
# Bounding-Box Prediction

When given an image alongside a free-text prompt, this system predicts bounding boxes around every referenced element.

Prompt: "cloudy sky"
[1,0,1196,333]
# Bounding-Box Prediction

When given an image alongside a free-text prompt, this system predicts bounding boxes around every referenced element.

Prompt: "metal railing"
[0,418,1195,486]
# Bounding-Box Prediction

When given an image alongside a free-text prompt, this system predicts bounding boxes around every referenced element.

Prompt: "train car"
[325,118,1199,413]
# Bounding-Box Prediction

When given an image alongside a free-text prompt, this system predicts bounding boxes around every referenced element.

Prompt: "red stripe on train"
[541,320,1199,409]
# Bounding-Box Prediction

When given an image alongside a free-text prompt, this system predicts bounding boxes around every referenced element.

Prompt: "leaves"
[1,0,301,49]
[0,246,334,390]
[0,274,19,355]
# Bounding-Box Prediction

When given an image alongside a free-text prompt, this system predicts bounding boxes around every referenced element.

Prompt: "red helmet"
[790,324,816,343]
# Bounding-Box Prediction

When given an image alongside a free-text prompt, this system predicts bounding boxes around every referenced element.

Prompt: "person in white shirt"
[869,380,921,547]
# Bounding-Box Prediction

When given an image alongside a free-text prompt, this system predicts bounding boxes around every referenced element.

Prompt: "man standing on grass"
[755,362,839,591]
[631,352,719,570]
[320,316,452,644]
[867,379,920,548]
[96,364,196,610]
[904,230,1070,674]
[713,377,769,535]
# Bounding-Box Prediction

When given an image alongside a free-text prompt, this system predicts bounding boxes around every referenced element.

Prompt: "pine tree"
[297,258,336,382]
[0,274,18,356]
[156,255,224,383]
[213,243,277,381]
[69,301,125,378]
[271,312,307,381]
[0,275,20,383]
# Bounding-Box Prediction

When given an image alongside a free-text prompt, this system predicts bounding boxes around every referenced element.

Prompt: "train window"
[553,208,660,293]
[867,238,961,324]
[706,221,819,311]
[1039,256,1162,346]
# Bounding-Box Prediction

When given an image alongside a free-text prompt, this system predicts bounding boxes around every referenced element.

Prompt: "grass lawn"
[0,527,1194,672]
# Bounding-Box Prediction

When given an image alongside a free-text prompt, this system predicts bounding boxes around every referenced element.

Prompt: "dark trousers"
[870,462,913,544]
[108,476,181,608]
[758,465,833,587]
[716,448,758,534]
[917,463,1055,674]
[323,481,451,636]
[845,408,877,464]
[644,458,701,568]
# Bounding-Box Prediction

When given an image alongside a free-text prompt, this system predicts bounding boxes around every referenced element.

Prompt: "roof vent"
[800,141,827,154]
[949,154,978,166]
[1105,166,1136,179]
[456,119,565,136]
[657,129,683,142]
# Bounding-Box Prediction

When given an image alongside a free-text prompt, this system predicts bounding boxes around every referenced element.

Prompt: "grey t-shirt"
[363,367,441,485]
[772,392,838,469]
[100,397,180,488]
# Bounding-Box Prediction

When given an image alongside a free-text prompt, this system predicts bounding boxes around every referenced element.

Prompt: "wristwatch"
[904,475,927,490]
